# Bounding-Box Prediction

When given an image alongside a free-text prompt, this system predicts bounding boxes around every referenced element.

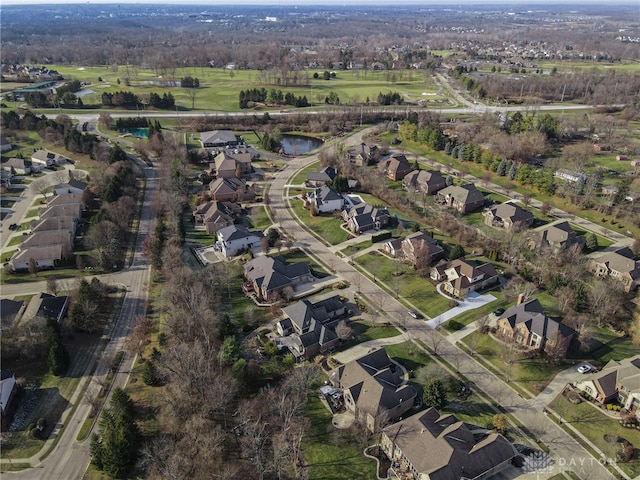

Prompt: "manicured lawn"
[340,240,372,258]
[290,160,320,186]
[579,327,639,366]
[5,235,24,247]
[461,332,568,394]
[549,394,640,478]
[281,248,331,278]
[354,252,450,318]
[385,341,433,373]
[247,204,272,230]
[446,291,506,328]
[290,200,350,246]
[350,320,401,342]
[303,396,377,480]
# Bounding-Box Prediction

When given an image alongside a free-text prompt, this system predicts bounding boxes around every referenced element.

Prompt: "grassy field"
[4,65,449,113]
[247,204,272,231]
[549,394,640,478]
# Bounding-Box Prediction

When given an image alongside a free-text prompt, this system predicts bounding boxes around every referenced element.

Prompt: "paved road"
[1,157,156,479]
[268,132,617,480]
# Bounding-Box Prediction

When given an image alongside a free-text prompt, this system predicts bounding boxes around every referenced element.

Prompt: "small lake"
[280,134,323,155]
[120,128,148,138]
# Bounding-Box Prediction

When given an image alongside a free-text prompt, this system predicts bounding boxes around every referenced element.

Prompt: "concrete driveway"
[332,331,410,364]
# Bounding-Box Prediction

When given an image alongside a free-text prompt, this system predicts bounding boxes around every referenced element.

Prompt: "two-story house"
[496,298,576,356]
[200,130,237,149]
[483,202,534,231]
[342,203,391,234]
[398,231,444,265]
[431,258,498,299]
[380,154,413,181]
[435,183,485,214]
[243,255,313,302]
[589,247,640,292]
[402,169,447,195]
[329,348,416,431]
[306,185,344,213]
[216,224,264,258]
[530,221,585,253]
[213,151,252,178]
[306,166,338,186]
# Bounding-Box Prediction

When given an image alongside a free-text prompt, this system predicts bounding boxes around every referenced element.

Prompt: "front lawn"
[354,252,450,318]
[302,396,377,480]
[247,204,272,231]
[549,394,640,479]
[290,161,320,186]
[349,320,401,342]
[290,199,350,246]
[460,332,567,395]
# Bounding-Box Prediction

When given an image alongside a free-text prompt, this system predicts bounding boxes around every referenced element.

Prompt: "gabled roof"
[330,348,415,414]
[596,355,640,397]
[0,299,24,326]
[47,192,84,207]
[54,179,87,192]
[32,216,76,232]
[217,224,263,242]
[593,247,640,277]
[307,166,337,183]
[22,292,68,322]
[499,298,576,340]
[386,154,412,176]
[283,296,344,333]
[20,230,72,249]
[383,407,516,480]
[209,177,245,195]
[537,221,585,249]
[438,183,484,205]
[313,184,343,203]
[11,244,63,265]
[3,158,31,170]
[201,130,236,146]
[488,202,534,225]
[403,169,446,189]
[244,255,310,293]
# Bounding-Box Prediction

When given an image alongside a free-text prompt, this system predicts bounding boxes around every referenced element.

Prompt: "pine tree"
[423,378,447,409]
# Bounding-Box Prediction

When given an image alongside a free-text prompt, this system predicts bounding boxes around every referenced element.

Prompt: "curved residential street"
[267,131,620,480]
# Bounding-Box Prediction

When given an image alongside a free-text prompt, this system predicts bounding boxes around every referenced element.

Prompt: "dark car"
[492,307,505,317]
[8,223,19,231]
[407,310,422,319]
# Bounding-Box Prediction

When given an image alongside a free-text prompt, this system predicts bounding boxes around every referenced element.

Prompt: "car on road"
[407,310,422,319]
[8,223,19,230]
[577,364,593,374]
[492,307,505,317]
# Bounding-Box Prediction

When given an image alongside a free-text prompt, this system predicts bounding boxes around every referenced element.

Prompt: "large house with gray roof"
[402,169,446,195]
[306,185,344,213]
[496,298,576,356]
[243,255,313,302]
[329,348,416,431]
[574,355,640,419]
[381,407,516,480]
[589,247,640,292]
[277,296,346,360]
[483,202,534,231]
[200,130,237,149]
[216,224,263,258]
[342,203,391,234]
[435,183,485,214]
[529,221,585,253]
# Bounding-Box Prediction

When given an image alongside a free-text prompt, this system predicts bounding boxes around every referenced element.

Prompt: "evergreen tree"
[449,244,465,260]
[48,335,70,376]
[142,359,160,386]
[497,159,508,177]
[507,162,518,180]
[423,378,447,409]
[585,232,598,251]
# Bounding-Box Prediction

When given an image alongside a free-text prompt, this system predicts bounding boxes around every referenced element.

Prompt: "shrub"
[445,320,464,332]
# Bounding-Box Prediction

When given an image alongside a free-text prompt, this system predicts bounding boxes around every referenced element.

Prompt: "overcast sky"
[2,0,634,5]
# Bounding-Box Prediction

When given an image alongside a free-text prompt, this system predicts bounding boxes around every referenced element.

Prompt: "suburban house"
[345,143,378,167]
[243,255,313,301]
[192,200,239,234]
[306,166,338,186]
[53,179,88,195]
[530,221,585,253]
[402,169,447,195]
[435,183,485,214]
[2,157,32,175]
[209,177,253,202]
[589,247,640,292]
[22,292,70,325]
[399,231,444,265]
[431,258,499,299]
[213,151,252,178]
[306,185,344,213]
[0,299,24,327]
[383,238,404,258]
[39,203,82,223]
[200,130,237,149]
[329,348,417,431]
[380,154,413,181]
[342,203,392,234]
[31,150,67,168]
[483,202,534,231]
[1,371,17,419]
[574,355,640,418]
[10,244,64,271]
[46,191,85,209]
[496,298,576,356]
[216,224,264,258]
[277,296,346,360]
[381,407,517,480]
[20,230,74,255]
[555,168,587,184]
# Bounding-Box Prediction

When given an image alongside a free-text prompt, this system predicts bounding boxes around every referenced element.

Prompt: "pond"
[280,134,323,155]
[119,128,148,138]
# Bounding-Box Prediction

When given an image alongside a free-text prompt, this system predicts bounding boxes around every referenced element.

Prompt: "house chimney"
[517,293,526,305]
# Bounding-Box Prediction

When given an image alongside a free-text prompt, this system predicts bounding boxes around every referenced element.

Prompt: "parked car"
[492,307,505,317]
[577,364,593,374]
[407,310,422,319]
[8,223,19,230]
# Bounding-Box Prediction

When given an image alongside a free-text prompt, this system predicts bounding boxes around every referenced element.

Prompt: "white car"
[577,364,592,374]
